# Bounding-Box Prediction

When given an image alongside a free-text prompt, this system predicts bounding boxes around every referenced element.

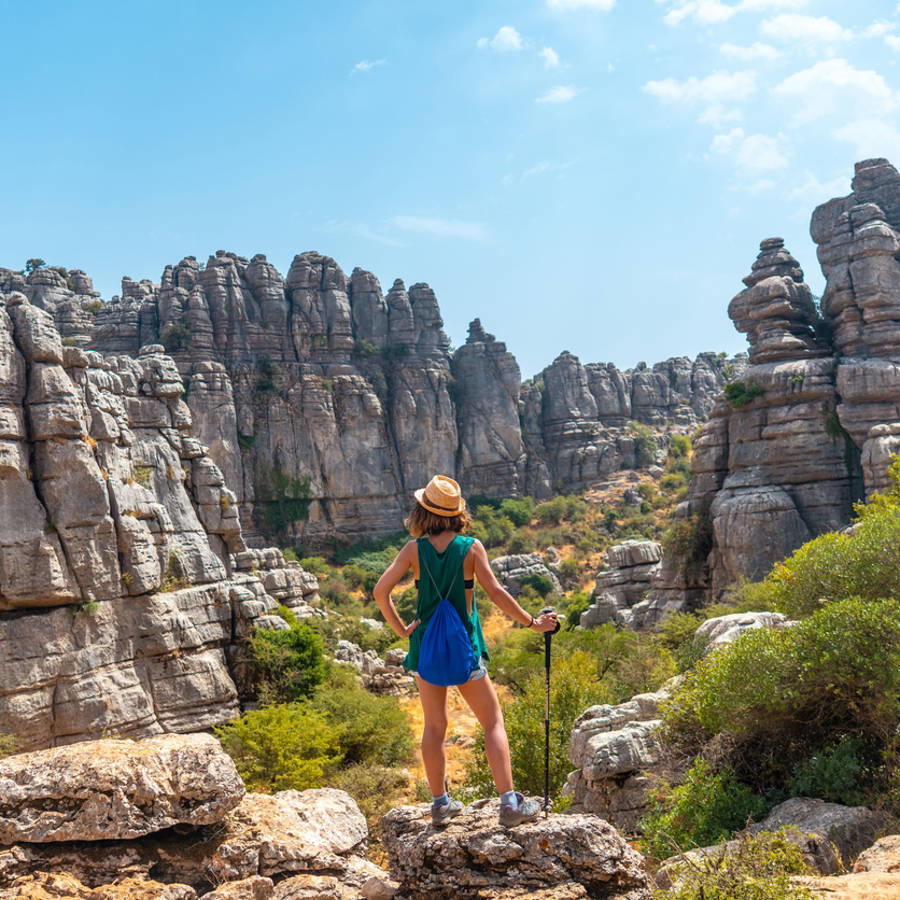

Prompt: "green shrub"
[309,670,413,767]
[299,556,330,577]
[161,316,191,352]
[534,495,586,525]
[250,621,326,703]
[628,422,659,467]
[564,590,591,629]
[662,596,900,795]
[652,829,816,900]
[256,466,312,534]
[724,380,765,408]
[518,573,556,598]
[506,530,537,554]
[788,736,865,806]
[331,763,410,845]
[469,508,514,548]
[640,758,766,859]
[669,434,691,459]
[499,497,535,526]
[465,650,609,802]
[215,704,341,792]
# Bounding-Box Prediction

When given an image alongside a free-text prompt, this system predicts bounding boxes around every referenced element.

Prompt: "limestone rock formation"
[381,801,650,899]
[490,552,562,598]
[0,738,387,898]
[0,292,318,750]
[7,250,740,546]
[694,611,791,649]
[333,642,414,695]
[580,541,662,629]
[655,159,900,610]
[0,734,244,843]
[566,687,673,831]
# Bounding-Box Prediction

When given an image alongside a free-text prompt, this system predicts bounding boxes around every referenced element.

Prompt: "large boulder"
[694,611,791,649]
[0,734,244,843]
[381,800,650,899]
[565,688,673,831]
[581,541,662,628]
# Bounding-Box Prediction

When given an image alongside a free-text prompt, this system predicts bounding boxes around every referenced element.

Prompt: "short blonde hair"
[405,501,472,538]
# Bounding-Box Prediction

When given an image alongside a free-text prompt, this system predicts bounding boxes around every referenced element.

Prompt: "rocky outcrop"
[694,611,791,649]
[654,158,900,611]
[0,292,319,750]
[334,643,414,695]
[0,736,387,899]
[381,801,650,899]
[0,734,244,843]
[580,542,662,629]
[490,552,562,598]
[565,687,672,832]
[5,255,739,546]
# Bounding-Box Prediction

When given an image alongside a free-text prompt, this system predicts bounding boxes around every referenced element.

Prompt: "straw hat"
[414,475,466,517]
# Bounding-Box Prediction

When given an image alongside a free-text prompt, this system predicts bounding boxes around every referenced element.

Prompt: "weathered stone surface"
[657,159,900,613]
[581,542,662,628]
[794,871,900,899]
[0,734,244,843]
[854,834,900,873]
[695,611,791,649]
[491,553,562,598]
[0,871,197,899]
[206,876,275,899]
[566,689,673,832]
[750,798,887,867]
[334,642,414,696]
[381,801,650,899]
[0,292,318,749]
[207,789,368,883]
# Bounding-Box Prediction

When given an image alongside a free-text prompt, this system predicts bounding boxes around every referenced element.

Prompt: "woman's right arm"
[373,541,421,639]
[470,539,558,633]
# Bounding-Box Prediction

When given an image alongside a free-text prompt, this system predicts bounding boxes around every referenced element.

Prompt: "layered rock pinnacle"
[0,293,320,750]
[652,158,900,618]
[3,251,741,546]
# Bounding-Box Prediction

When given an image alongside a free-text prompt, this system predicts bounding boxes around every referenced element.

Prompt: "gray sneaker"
[431,798,464,827]
[499,792,541,827]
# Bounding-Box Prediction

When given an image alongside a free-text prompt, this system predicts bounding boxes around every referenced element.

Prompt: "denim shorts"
[410,661,488,684]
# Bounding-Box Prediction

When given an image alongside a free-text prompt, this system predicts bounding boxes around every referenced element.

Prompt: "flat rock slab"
[381,800,650,900]
[794,871,900,899]
[0,871,198,899]
[0,733,244,843]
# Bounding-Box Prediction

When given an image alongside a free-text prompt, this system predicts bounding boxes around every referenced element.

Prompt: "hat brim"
[414,487,466,517]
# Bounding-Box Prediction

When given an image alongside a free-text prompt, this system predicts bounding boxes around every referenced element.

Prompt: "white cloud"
[315,220,404,247]
[540,47,560,68]
[833,118,900,162]
[536,85,580,103]
[760,14,851,43]
[389,216,490,241]
[773,59,896,124]
[656,0,808,27]
[547,0,616,10]
[477,26,523,52]
[643,70,756,105]
[862,22,896,39]
[352,59,387,74]
[699,104,743,127]
[887,34,900,50]
[789,171,851,204]
[719,41,779,61]
[710,128,789,176]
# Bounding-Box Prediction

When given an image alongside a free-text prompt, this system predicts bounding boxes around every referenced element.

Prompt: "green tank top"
[403,534,489,673]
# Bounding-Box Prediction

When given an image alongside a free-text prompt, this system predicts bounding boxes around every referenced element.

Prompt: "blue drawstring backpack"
[416,565,477,687]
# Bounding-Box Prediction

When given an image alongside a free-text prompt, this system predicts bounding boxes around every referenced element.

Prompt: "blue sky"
[2,0,899,377]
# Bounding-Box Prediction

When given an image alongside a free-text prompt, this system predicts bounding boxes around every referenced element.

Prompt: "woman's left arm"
[373,542,421,639]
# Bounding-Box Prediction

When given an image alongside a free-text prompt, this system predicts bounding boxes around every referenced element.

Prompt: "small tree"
[24,258,45,274]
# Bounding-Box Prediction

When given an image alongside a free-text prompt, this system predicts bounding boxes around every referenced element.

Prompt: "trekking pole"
[540,606,561,816]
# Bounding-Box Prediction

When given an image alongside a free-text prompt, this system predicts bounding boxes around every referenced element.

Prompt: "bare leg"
[416,676,449,796]
[457,674,513,794]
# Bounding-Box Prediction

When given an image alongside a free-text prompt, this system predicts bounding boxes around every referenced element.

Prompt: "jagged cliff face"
[0,293,319,750]
[650,158,900,616]
[6,252,739,546]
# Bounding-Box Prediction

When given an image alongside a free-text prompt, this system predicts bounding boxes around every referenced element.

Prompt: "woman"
[374,474,559,827]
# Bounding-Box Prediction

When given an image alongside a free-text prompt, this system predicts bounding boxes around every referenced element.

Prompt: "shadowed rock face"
[0,293,320,751]
[66,257,737,545]
[650,158,900,619]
